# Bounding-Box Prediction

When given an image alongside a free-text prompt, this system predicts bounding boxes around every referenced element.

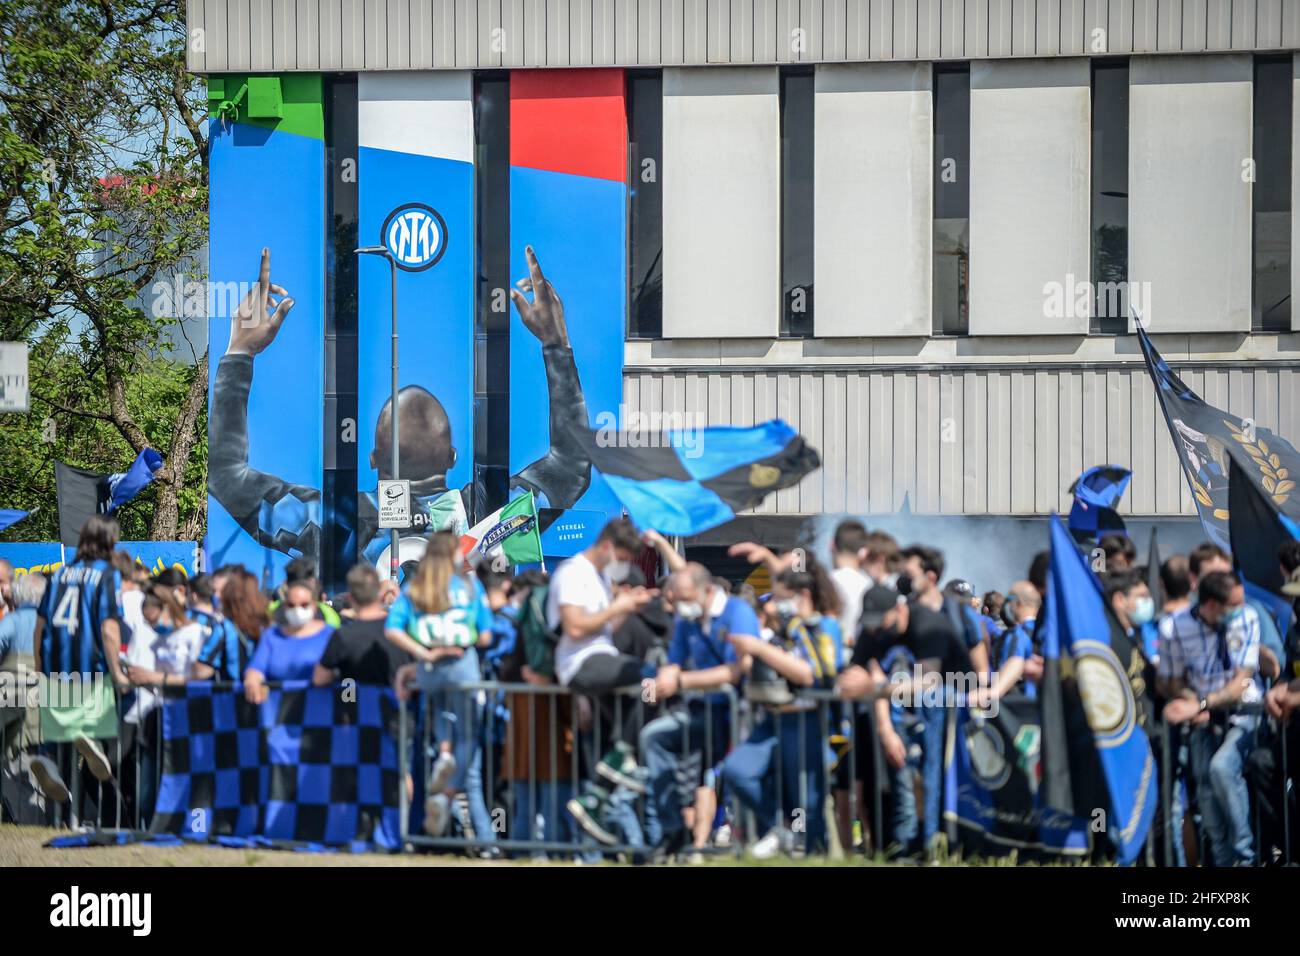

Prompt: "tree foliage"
[0,0,208,542]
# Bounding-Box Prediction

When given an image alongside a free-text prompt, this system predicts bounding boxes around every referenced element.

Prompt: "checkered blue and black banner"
[150,682,402,851]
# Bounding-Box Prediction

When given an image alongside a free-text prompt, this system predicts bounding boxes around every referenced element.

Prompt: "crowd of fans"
[2,511,1298,866]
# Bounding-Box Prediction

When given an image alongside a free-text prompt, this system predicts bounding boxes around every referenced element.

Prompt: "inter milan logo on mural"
[382,202,447,271]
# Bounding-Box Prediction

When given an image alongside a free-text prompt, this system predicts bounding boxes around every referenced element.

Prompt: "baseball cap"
[859,585,902,633]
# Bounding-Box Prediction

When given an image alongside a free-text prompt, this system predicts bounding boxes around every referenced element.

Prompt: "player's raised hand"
[511,245,569,347]
[228,247,295,356]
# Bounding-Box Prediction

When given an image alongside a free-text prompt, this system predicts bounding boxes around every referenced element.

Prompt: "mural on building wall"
[206,75,326,587]
[206,70,621,580]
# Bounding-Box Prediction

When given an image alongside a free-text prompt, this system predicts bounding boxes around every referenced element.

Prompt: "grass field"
[1,823,1089,867]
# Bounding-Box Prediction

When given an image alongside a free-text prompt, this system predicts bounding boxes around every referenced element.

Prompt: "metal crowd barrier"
[2,672,1294,866]
[0,677,171,833]
[397,677,741,859]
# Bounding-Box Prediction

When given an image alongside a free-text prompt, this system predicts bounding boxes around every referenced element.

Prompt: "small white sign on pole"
[0,342,29,413]
[377,479,412,529]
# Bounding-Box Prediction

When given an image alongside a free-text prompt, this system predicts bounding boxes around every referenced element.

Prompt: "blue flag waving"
[1038,514,1157,864]
[105,448,164,511]
[1137,325,1300,548]
[1067,464,1131,540]
[576,419,819,536]
[0,509,28,534]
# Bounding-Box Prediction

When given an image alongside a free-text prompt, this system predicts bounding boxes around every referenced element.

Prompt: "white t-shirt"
[831,565,873,646]
[124,620,206,723]
[547,553,617,685]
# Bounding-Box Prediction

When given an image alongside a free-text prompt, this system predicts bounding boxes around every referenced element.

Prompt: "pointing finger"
[525,245,543,287]
[258,247,270,291]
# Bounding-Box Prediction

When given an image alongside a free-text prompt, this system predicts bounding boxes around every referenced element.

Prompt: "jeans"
[511,780,575,850]
[415,648,495,841]
[1188,716,1259,866]
[721,709,828,852]
[640,705,729,846]
[885,705,944,850]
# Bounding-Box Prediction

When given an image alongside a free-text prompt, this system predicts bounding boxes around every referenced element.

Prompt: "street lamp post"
[356,244,401,582]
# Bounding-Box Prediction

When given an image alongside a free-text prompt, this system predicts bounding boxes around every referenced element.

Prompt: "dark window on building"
[627,71,663,339]
[780,68,814,337]
[322,75,359,593]
[1091,59,1130,334]
[473,74,510,521]
[933,64,969,336]
[1253,55,1292,332]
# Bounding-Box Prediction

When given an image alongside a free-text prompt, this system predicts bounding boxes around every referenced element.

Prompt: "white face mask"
[775,598,799,618]
[283,605,314,629]
[676,601,703,622]
[606,559,631,584]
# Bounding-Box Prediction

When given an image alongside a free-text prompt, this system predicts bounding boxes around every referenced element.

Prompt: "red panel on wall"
[510,69,627,182]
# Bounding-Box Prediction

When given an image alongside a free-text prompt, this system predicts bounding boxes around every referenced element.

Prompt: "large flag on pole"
[1038,514,1157,864]
[1136,324,1300,547]
[55,448,164,546]
[575,419,820,536]
[1228,453,1300,635]
[459,490,544,566]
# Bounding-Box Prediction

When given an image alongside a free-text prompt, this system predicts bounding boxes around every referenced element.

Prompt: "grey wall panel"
[190,0,1299,71]
[621,361,1293,517]
[1129,55,1252,333]
[814,62,932,337]
[1258,0,1283,48]
[188,0,207,72]
[1287,0,1300,48]
[547,0,570,64]
[939,0,965,58]
[1182,0,1208,51]
[1206,0,1232,50]
[662,67,781,338]
[1294,55,1300,330]
[969,58,1091,335]
[1156,0,1181,50]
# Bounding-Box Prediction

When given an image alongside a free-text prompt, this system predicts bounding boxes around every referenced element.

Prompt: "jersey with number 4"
[39,559,122,674]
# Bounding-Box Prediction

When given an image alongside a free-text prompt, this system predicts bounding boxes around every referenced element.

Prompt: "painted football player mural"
[209,246,592,572]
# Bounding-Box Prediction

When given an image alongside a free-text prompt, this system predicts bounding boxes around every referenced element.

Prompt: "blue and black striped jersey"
[38,558,122,675]
[193,608,253,682]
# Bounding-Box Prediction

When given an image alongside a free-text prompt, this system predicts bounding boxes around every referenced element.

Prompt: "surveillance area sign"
[0,342,29,412]
[377,479,412,529]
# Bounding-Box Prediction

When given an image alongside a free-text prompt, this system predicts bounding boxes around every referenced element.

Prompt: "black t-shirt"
[318,618,411,686]
[851,601,973,676]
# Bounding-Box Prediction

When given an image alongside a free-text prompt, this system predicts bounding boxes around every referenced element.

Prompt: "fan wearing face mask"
[1104,570,1158,665]
[243,580,336,705]
[547,518,657,847]
[120,581,207,825]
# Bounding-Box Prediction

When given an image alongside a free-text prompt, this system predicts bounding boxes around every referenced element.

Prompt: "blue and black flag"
[55,448,164,546]
[150,682,402,851]
[1137,324,1300,547]
[1228,453,1300,632]
[576,419,820,535]
[1067,465,1131,541]
[1038,514,1157,865]
[943,694,1090,860]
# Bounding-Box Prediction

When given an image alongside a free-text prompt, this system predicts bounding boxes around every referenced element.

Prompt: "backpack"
[500,584,559,681]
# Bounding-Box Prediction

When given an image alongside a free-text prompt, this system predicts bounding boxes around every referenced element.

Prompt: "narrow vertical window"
[323,75,358,592]
[627,71,663,339]
[933,64,970,336]
[473,74,511,521]
[1091,59,1129,334]
[780,68,814,337]
[1253,55,1292,332]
